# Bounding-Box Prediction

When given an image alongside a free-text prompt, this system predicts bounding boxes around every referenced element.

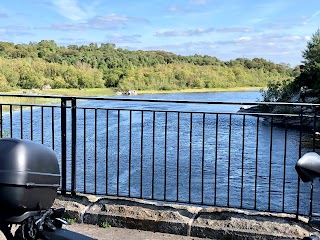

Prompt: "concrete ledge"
[53,194,318,239]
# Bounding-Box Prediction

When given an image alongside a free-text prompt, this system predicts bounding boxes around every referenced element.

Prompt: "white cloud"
[155,28,214,37]
[292,36,301,41]
[51,0,89,21]
[305,36,311,41]
[105,33,142,44]
[44,14,147,31]
[238,37,252,42]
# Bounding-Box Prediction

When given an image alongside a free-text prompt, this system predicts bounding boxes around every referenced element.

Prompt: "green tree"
[299,29,320,88]
[0,73,10,91]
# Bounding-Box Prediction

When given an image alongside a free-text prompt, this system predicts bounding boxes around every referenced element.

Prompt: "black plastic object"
[0,138,60,217]
[296,152,320,182]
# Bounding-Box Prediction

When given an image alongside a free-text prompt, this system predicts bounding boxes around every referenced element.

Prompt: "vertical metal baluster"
[30,106,33,141]
[254,116,260,210]
[10,105,12,138]
[0,105,2,138]
[189,113,193,203]
[241,115,246,208]
[310,182,314,218]
[41,106,44,144]
[282,120,288,213]
[94,109,98,195]
[152,111,155,199]
[60,98,67,195]
[117,109,120,196]
[151,111,156,199]
[214,114,218,206]
[268,116,274,211]
[164,112,168,201]
[129,110,132,197]
[105,110,109,195]
[227,114,232,207]
[20,106,23,139]
[71,98,77,196]
[51,107,54,149]
[140,111,144,198]
[83,109,87,193]
[176,112,180,202]
[201,113,205,205]
[296,107,303,220]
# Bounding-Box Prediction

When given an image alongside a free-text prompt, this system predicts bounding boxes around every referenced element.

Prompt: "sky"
[0,0,319,66]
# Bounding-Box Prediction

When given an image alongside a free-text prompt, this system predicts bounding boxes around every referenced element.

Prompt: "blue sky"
[0,0,319,66]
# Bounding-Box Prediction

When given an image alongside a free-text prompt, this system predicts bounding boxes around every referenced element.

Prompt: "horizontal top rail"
[73,106,318,117]
[0,93,320,107]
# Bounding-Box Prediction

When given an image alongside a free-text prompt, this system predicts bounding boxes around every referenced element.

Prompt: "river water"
[2,91,319,215]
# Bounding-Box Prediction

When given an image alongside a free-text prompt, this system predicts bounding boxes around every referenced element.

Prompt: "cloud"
[143,32,309,65]
[216,27,255,33]
[304,36,311,41]
[301,10,320,25]
[0,12,8,18]
[44,14,148,31]
[166,5,206,14]
[88,14,147,26]
[105,34,142,44]
[2,25,31,31]
[211,34,307,49]
[156,28,214,37]
[58,37,95,46]
[166,6,191,14]
[189,0,209,5]
[51,0,89,21]
[262,23,291,30]
[0,25,34,38]
[155,27,255,37]
[224,34,309,46]
[155,27,256,37]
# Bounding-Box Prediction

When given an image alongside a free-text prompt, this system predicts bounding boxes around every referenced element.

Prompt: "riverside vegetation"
[262,29,320,103]
[0,40,296,93]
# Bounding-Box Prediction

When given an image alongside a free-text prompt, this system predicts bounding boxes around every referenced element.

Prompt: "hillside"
[0,41,295,91]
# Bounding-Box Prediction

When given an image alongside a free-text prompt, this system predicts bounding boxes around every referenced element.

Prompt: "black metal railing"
[0,94,319,220]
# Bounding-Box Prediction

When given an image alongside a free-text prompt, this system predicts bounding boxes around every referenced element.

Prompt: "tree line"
[0,40,295,91]
[263,29,320,102]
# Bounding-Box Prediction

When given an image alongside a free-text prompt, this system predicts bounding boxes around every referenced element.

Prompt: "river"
[2,90,319,215]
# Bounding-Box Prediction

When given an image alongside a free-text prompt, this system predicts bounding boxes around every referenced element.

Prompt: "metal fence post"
[71,98,77,196]
[61,97,67,195]
[0,105,2,138]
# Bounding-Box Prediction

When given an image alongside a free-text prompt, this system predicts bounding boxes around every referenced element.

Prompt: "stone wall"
[53,193,318,239]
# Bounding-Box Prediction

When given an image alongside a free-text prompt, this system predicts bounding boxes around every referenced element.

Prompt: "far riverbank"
[0,87,264,112]
[1,86,265,98]
[41,86,265,97]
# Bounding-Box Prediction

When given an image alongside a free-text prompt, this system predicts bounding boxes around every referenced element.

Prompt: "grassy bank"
[138,86,265,95]
[1,86,263,98]
[0,88,116,110]
[41,88,116,96]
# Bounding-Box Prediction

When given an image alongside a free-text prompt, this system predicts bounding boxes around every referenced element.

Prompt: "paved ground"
[65,223,208,240]
[0,223,208,240]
